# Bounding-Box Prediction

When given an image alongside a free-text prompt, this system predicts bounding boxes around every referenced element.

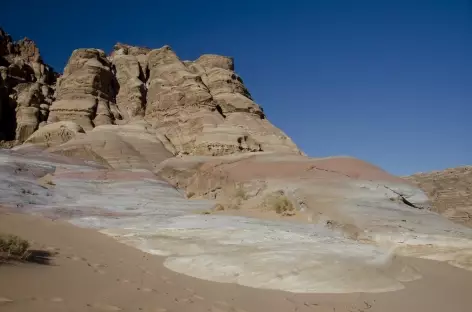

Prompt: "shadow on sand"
[0,249,56,266]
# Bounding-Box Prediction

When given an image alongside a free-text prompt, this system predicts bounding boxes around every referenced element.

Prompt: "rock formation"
[47,48,119,130]
[0,28,56,144]
[110,43,149,121]
[406,166,472,227]
[1,29,300,156]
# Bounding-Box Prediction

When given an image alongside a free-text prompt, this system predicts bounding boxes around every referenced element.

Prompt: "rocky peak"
[0,28,14,58]
[194,54,235,71]
[111,42,151,57]
[15,37,42,63]
[1,27,302,156]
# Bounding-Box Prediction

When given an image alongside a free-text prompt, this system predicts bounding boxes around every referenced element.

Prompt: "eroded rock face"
[0,28,56,143]
[406,166,472,227]
[46,122,173,170]
[45,43,301,156]
[24,121,85,147]
[144,47,301,156]
[109,43,149,121]
[4,27,301,156]
[48,48,118,130]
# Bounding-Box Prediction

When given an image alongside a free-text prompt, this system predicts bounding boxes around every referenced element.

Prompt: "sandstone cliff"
[406,166,472,226]
[0,28,56,144]
[1,28,300,156]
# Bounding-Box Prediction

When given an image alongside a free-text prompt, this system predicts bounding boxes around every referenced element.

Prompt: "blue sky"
[2,0,470,175]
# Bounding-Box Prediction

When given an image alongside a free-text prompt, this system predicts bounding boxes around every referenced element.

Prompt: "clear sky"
[2,0,471,175]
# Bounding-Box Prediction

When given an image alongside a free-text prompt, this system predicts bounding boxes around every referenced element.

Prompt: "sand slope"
[1,211,472,312]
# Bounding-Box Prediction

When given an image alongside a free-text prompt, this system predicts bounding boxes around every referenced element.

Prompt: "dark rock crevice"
[383,185,425,209]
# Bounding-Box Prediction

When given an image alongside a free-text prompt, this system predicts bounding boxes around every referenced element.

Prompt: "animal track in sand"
[174,297,195,304]
[137,265,153,275]
[184,287,195,293]
[211,300,248,312]
[88,303,123,311]
[0,297,13,304]
[82,261,107,274]
[183,288,205,301]
[193,294,205,300]
[160,276,173,284]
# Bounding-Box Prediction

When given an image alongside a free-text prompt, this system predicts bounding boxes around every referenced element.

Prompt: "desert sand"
[1,210,472,312]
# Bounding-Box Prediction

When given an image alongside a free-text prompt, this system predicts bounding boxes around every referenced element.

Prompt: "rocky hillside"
[2,28,472,290]
[0,28,57,144]
[0,28,300,157]
[406,166,472,226]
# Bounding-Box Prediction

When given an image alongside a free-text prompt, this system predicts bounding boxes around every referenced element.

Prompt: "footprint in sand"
[184,287,195,294]
[84,262,107,274]
[178,296,200,304]
[160,276,173,284]
[88,303,122,311]
[211,300,247,312]
[183,288,205,301]
[193,295,205,301]
[0,297,13,305]
[94,269,106,275]
[137,265,151,274]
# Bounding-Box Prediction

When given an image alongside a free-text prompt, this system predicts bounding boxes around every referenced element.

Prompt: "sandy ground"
[1,211,472,312]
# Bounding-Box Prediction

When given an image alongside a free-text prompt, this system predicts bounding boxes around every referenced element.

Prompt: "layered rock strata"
[406,166,472,227]
[0,28,56,143]
[3,30,301,156]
